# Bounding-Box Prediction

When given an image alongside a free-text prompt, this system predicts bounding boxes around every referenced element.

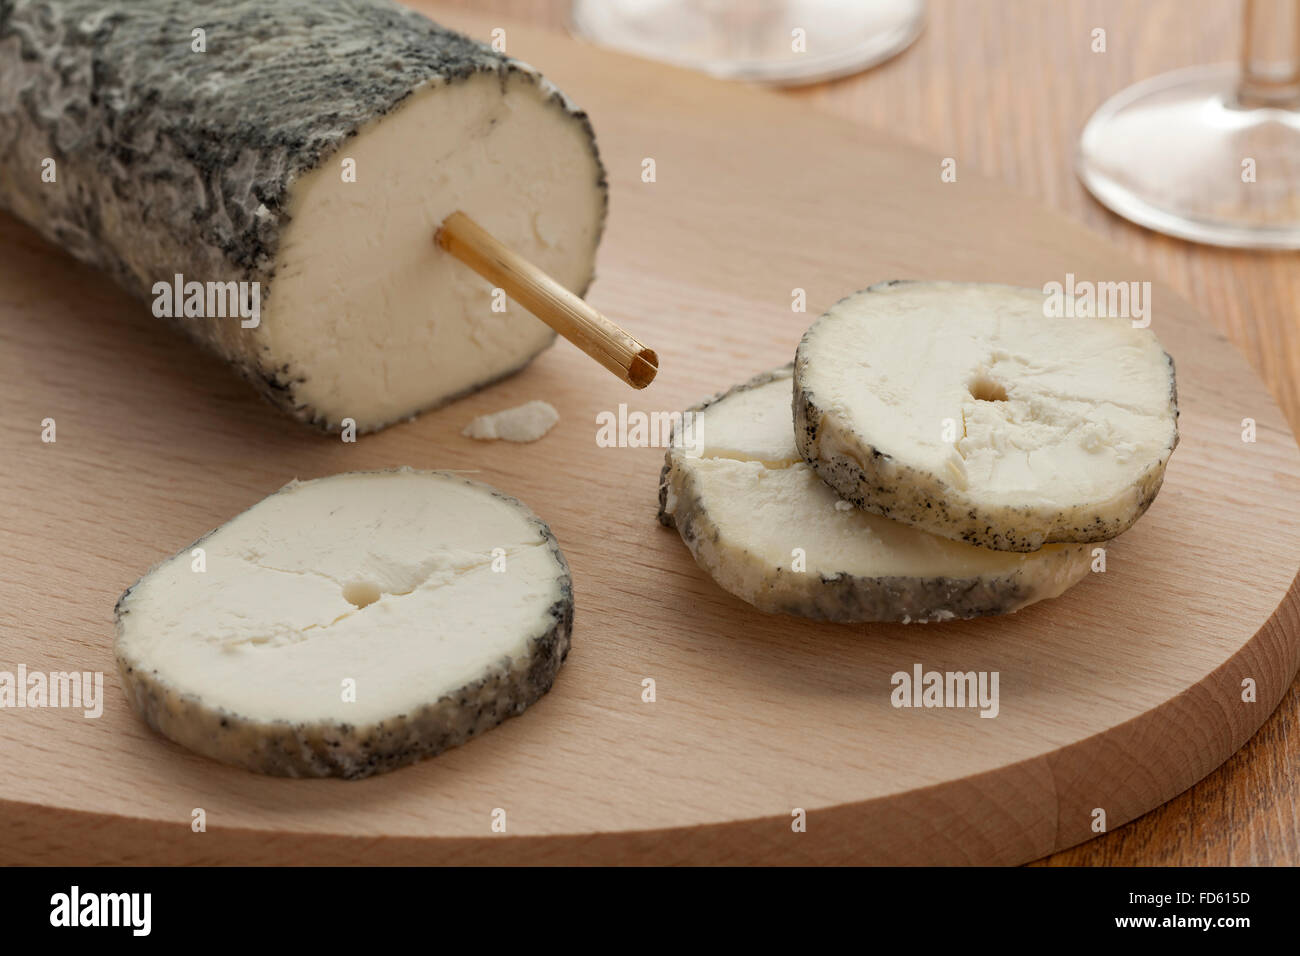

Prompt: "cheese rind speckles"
[114,469,572,779]
[794,281,1179,551]
[658,367,1092,623]
[0,0,606,431]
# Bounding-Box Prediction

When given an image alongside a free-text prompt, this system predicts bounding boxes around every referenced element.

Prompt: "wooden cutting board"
[1,6,1298,866]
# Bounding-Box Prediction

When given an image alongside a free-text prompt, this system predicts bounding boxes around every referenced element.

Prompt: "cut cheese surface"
[659,368,1092,622]
[794,281,1179,551]
[264,69,604,429]
[114,469,572,778]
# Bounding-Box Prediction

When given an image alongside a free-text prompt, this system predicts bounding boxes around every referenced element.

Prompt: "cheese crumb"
[462,400,559,443]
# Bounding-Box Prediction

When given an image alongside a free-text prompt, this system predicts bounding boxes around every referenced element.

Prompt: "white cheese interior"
[801,282,1176,509]
[462,399,559,442]
[116,470,566,725]
[262,70,604,428]
[679,372,1088,584]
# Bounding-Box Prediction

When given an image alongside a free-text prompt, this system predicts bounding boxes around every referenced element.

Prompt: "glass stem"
[1239,0,1300,106]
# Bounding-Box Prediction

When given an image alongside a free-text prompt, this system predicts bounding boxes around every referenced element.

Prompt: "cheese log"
[658,368,1092,623]
[794,281,1179,552]
[114,469,572,778]
[0,0,606,431]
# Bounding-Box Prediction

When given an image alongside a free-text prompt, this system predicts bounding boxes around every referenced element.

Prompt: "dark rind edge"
[658,366,1089,623]
[0,0,609,433]
[792,280,1181,552]
[112,468,574,779]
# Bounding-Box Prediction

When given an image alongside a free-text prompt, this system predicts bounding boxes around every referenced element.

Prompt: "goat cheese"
[462,400,560,442]
[658,368,1092,622]
[794,281,1179,551]
[0,0,606,431]
[114,469,573,778]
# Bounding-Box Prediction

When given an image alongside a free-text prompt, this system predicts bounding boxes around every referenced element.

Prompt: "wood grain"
[432,0,1300,868]
[0,2,1297,865]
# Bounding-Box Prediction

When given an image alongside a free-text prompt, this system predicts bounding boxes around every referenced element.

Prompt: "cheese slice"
[658,368,1092,623]
[794,281,1179,551]
[114,469,572,778]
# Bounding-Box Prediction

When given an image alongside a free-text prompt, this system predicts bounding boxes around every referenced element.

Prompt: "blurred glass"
[1077,0,1300,249]
[570,0,925,86]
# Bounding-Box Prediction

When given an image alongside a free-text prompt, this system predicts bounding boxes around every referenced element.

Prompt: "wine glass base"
[1077,63,1300,250]
[570,0,925,87]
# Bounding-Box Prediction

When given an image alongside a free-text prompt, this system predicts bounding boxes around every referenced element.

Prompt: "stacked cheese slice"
[659,281,1179,623]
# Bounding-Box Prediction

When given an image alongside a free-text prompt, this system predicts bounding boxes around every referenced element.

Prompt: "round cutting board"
[1,7,1297,865]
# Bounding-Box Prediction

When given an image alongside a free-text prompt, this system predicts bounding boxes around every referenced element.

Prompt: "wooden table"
[431,0,1300,866]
